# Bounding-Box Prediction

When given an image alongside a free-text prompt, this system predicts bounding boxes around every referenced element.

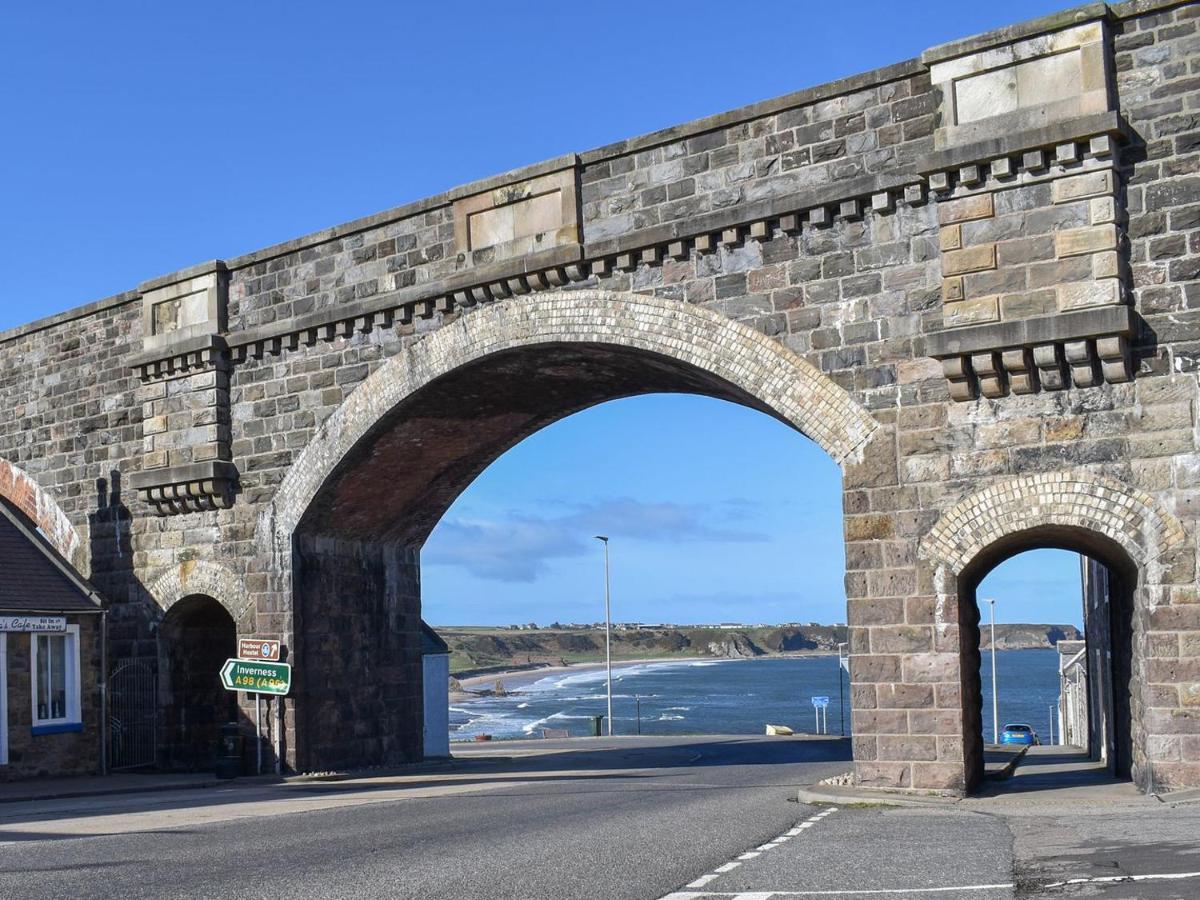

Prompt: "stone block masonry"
[0,0,1198,794]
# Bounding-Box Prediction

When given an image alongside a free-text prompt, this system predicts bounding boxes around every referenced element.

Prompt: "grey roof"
[0,497,103,614]
[421,621,449,656]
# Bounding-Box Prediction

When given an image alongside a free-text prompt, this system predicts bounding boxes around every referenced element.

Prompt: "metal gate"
[109,659,157,770]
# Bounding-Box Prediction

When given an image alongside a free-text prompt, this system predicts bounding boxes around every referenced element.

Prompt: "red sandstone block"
[877,683,934,708]
[911,762,966,792]
[909,709,962,733]
[853,709,908,733]
[856,762,912,789]
[878,734,937,761]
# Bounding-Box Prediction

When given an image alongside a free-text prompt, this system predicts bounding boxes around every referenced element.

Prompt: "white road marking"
[659,886,1014,898]
[1045,869,1200,887]
[661,869,1200,899]
[659,808,840,900]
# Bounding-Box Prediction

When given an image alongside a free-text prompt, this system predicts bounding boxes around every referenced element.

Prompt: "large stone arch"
[0,457,84,568]
[262,288,881,551]
[146,560,254,629]
[254,288,885,772]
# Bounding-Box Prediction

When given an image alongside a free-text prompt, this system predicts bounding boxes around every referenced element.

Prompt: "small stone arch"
[262,288,880,550]
[0,458,84,568]
[146,560,254,628]
[921,471,1189,579]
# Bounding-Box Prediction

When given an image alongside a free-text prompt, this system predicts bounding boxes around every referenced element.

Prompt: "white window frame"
[1,633,8,764]
[30,624,81,734]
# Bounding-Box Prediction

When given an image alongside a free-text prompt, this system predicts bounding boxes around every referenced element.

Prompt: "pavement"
[1,737,1199,899]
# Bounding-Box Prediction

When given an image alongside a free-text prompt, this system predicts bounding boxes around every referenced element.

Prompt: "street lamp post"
[595,535,613,736]
[985,597,999,745]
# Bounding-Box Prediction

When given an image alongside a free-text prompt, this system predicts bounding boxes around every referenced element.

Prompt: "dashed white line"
[660,808,840,900]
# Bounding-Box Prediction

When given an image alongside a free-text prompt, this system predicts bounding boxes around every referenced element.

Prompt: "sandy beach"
[450,653,836,703]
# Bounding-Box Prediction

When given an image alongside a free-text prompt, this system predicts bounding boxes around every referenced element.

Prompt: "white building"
[421,623,450,758]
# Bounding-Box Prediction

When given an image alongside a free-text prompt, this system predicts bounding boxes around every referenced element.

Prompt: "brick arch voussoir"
[0,457,84,568]
[921,472,1189,582]
[147,560,254,630]
[261,289,879,554]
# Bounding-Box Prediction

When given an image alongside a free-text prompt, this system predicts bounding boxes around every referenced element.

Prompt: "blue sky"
[1,0,1085,626]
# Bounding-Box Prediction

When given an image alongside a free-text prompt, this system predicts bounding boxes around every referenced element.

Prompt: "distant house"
[0,497,105,781]
[421,623,450,759]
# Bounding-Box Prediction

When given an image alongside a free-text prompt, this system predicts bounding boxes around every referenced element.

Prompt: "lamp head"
[594,535,609,543]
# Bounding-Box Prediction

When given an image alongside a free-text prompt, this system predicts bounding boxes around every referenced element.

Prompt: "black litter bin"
[591,715,605,737]
[215,722,244,779]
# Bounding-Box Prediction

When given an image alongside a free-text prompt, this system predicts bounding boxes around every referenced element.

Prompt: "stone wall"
[0,0,1197,791]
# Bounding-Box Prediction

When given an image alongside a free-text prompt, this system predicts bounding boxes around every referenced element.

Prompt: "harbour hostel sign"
[0,616,66,632]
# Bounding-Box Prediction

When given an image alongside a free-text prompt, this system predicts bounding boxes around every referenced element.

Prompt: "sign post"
[811,695,830,735]
[221,647,290,775]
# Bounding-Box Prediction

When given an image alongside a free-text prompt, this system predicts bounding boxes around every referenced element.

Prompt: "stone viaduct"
[2,0,1199,793]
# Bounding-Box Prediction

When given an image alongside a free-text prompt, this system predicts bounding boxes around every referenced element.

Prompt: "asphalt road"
[0,736,850,900]
[4,736,1200,899]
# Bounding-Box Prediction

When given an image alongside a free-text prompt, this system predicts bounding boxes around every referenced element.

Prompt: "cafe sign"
[0,615,67,633]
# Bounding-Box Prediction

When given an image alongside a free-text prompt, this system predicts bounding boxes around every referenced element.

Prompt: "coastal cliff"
[437,623,1082,675]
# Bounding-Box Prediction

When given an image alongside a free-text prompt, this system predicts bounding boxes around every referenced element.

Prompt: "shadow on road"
[0,735,850,841]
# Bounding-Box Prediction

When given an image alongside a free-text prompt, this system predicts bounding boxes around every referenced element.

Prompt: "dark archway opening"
[957,526,1137,794]
[159,595,238,770]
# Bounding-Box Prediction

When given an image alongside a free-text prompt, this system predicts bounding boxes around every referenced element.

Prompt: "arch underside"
[296,342,784,546]
[268,289,879,553]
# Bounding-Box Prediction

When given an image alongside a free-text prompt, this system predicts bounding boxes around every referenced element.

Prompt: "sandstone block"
[944,296,999,326]
[1057,278,1120,310]
[938,193,994,226]
[942,244,996,276]
[878,735,937,761]
[1055,223,1118,258]
[999,289,1056,319]
[939,224,962,252]
[1052,169,1113,203]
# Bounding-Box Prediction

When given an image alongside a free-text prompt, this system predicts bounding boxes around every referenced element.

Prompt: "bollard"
[215,722,244,779]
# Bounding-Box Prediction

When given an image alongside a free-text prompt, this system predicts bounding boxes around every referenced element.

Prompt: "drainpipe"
[99,609,108,776]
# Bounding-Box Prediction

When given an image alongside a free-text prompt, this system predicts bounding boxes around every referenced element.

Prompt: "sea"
[449,648,1063,743]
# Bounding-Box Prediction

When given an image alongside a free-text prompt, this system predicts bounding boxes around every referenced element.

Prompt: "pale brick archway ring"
[0,458,83,568]
[263,289,880,551]
[921,472,1189,579]
[146,560,254,626]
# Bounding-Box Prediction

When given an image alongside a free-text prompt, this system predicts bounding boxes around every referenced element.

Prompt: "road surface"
[3,736,1199,899]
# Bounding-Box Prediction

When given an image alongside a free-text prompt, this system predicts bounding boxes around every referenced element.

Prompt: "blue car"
[1000,723,1040,746]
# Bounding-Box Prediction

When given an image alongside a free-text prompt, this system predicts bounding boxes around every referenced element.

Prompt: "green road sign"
[220,658,291,695]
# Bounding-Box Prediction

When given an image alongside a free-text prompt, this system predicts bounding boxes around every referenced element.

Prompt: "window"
[30,625,81,735]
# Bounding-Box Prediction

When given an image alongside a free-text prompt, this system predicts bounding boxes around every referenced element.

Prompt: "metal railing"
[109,659,157,770]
